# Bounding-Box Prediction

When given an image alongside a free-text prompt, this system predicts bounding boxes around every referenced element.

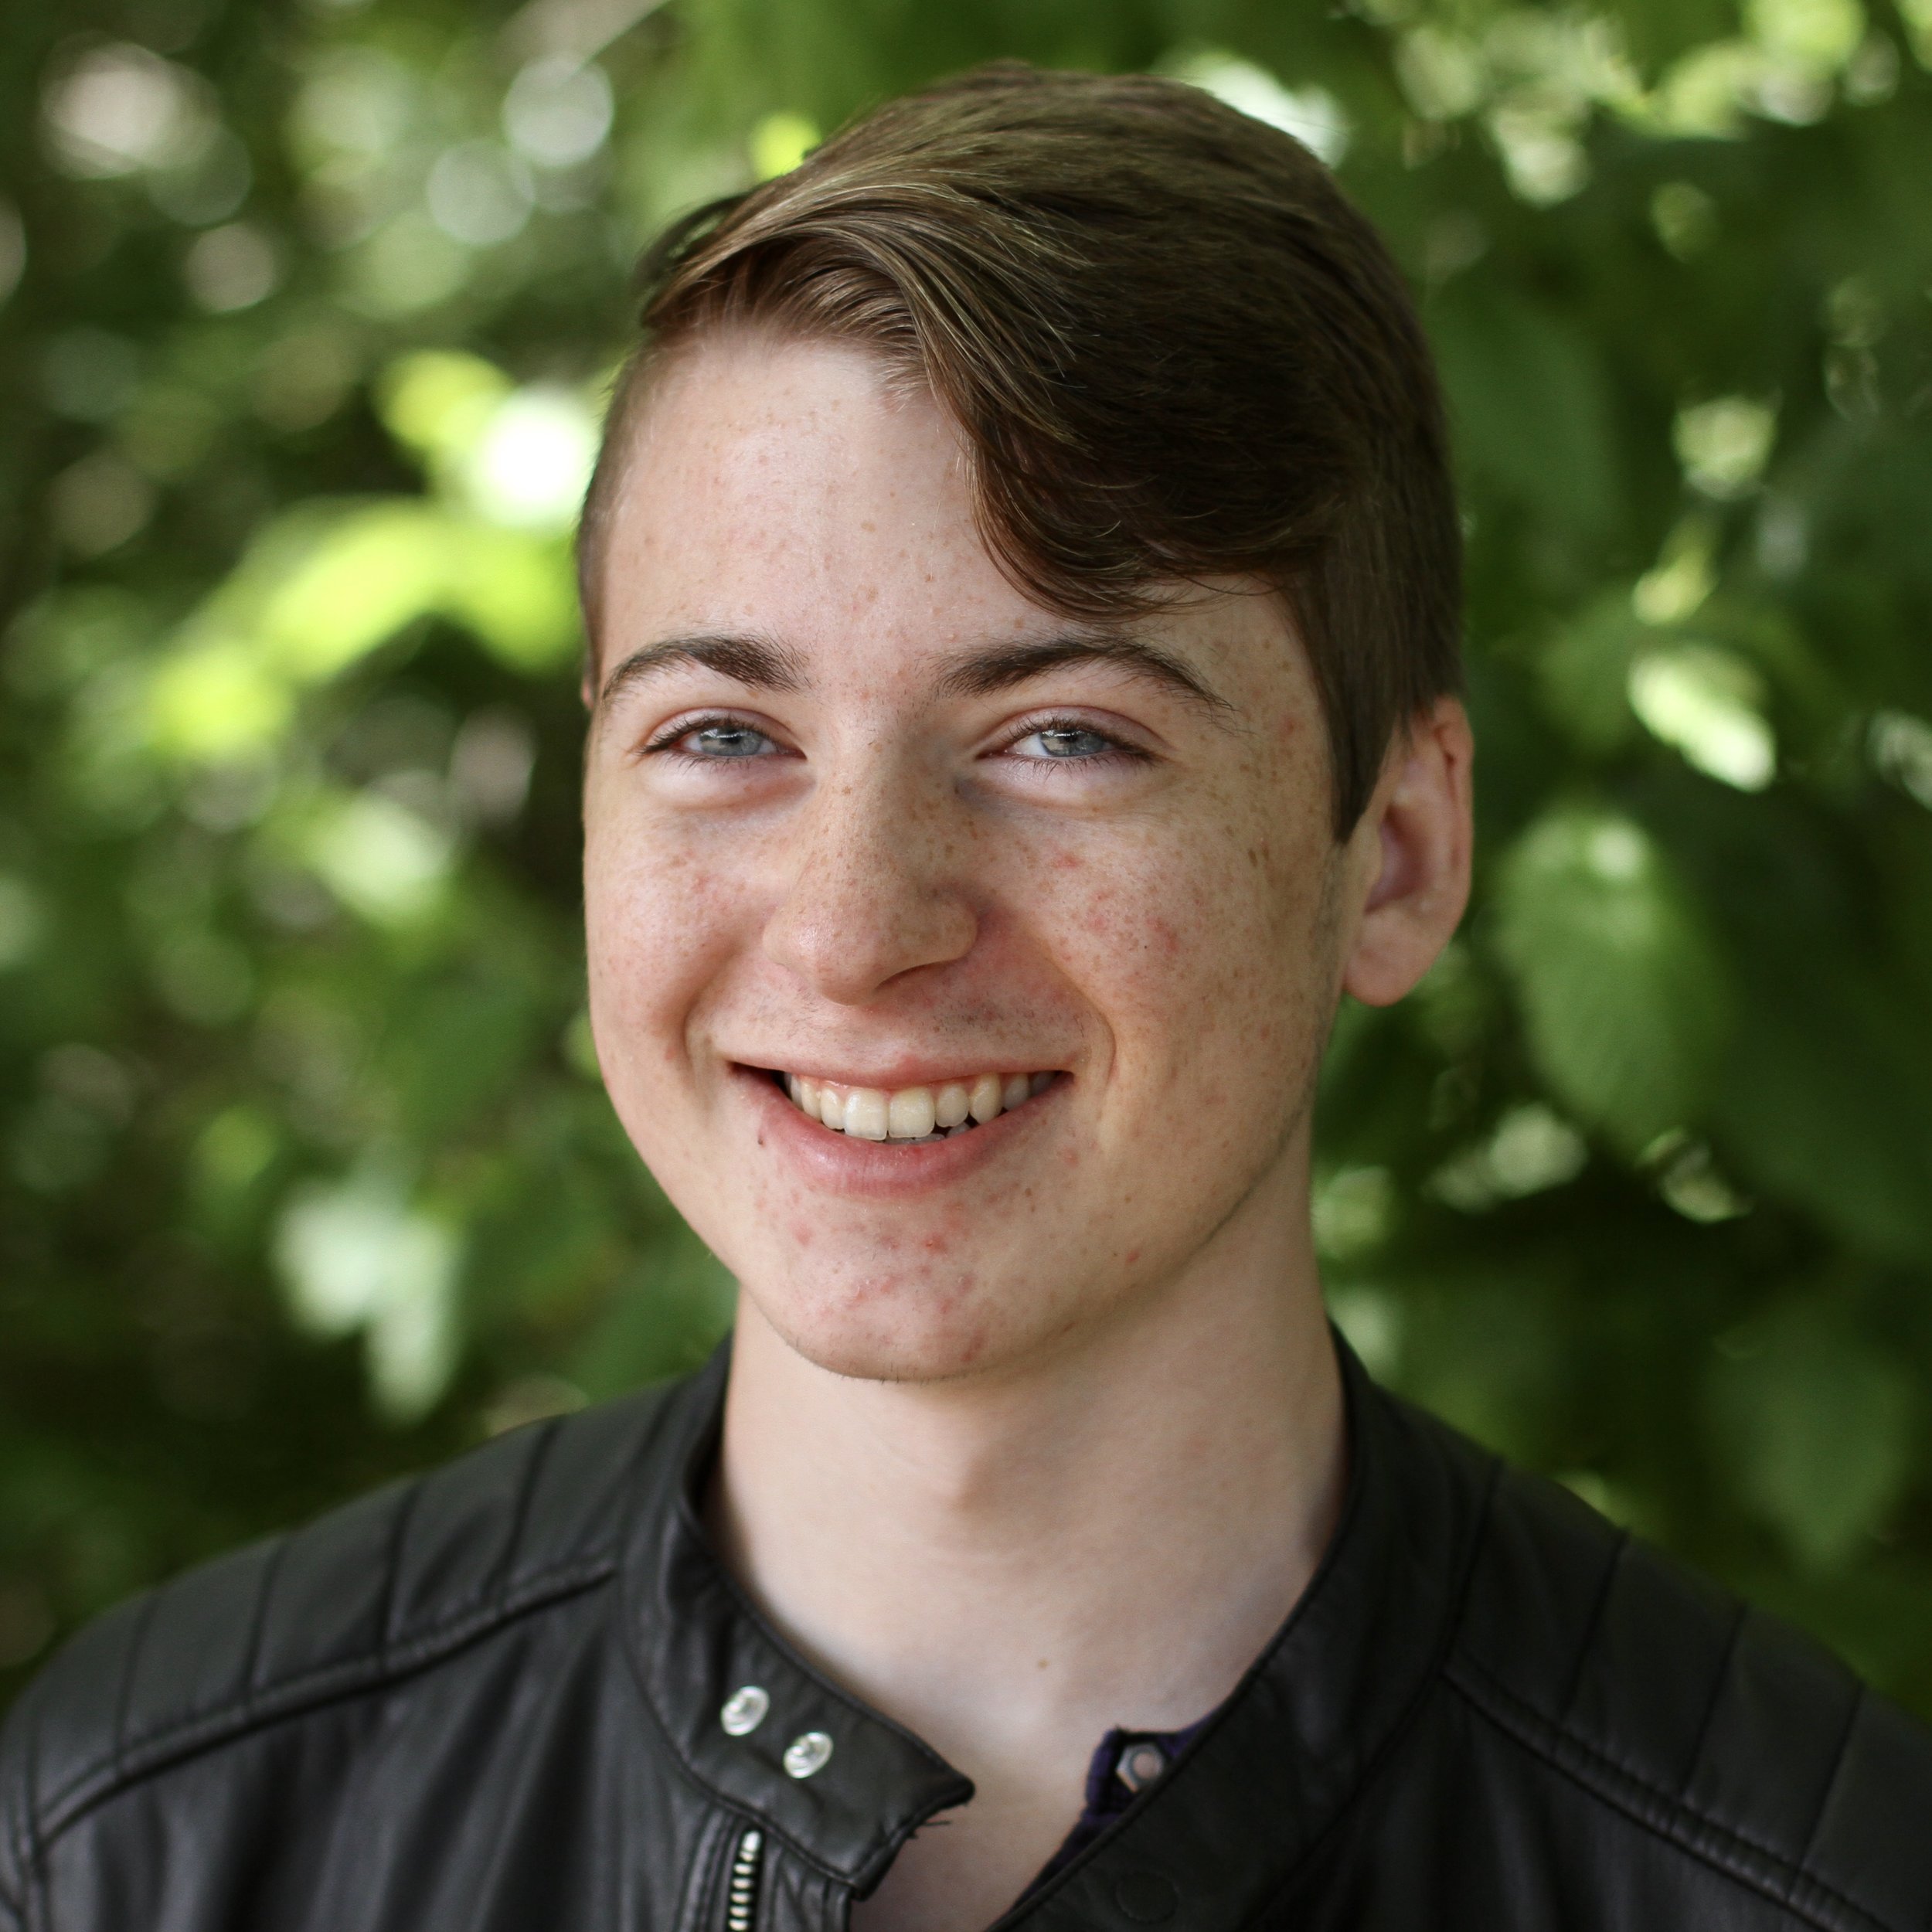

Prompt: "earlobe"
[1340,699,1474,1009]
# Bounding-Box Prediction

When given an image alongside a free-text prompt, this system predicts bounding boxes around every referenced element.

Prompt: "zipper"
[723,1826,764,1932]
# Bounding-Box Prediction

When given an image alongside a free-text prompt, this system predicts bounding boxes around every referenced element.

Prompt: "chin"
[739,1259,1071,1386]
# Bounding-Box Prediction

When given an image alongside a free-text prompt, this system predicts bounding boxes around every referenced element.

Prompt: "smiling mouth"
[767,1069,1057,1142]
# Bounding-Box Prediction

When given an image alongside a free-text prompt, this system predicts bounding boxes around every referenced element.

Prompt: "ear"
[1340,697,1474,1009]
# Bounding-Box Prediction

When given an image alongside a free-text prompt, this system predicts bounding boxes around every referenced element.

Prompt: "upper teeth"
[785,1071,1054,1141]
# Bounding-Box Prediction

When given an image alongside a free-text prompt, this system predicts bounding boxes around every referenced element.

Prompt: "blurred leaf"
[1714,972,1932,1265]
[377,352,515,470]
[750,110,821,178]
[1628,644,1776,791]
[148,502,578,766]
[1430,286,1622,544]
[1536,591,1647,755]
[302,791,454,927]
[567,1226,739,1398]
[146,639,296,762]
[444,526,582,670]
[1494,805,1732,1152]
[253,505,455,682]
[275,1166,463,1423]
[1707,1301,1917,1570]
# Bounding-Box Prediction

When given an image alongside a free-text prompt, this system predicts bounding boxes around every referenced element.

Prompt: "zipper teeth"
[724,1827,764,1932]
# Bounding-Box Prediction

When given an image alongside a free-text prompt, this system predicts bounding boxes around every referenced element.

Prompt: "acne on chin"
[638,1070,1318,1393]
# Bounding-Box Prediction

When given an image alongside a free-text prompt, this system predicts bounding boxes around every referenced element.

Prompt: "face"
[582,332,1464,1385]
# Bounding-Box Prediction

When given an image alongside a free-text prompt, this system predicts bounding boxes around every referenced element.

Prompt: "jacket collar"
[620,1335,1496,1919]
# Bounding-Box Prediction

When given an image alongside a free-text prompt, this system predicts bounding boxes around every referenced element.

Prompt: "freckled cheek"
[1041,851,1235,1014]
[583,832,756,1077]
[1040,838,1321,1093]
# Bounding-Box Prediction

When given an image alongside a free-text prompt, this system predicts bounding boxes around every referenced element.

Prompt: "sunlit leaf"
[256,503,454,681]
[275,1168,462,1423]
[145,637,296,758]
[304,790,455,927]
[1628,644,1776,790]
[750,109,820,179]
[445,524,582,669]
[459,386,599,533]
[377,352,514,469]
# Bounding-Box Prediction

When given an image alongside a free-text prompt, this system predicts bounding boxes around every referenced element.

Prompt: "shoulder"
[0,1377,692,1876]
[1430,1420,1932,1932]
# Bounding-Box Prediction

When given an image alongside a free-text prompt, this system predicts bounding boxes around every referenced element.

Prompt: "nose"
[760,762,978,1005]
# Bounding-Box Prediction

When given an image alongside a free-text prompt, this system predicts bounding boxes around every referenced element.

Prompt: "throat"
[712,1292,1345,1774]
[710,1236,1348,1931]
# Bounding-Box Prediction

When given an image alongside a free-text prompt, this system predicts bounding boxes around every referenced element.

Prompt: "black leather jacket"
[5,1340,1930,1931]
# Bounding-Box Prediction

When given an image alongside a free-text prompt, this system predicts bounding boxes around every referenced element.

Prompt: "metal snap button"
[719,1685,770,1736]
[1113,1870,1179,1923]
[1117,1742,1168,1792]
[782,1730,834,1779]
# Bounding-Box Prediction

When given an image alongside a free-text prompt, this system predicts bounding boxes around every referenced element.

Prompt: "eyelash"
[639,713,787,765]
[997,714,1151,767]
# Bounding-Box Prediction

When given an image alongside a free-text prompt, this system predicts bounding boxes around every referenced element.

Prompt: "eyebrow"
[598,633,808,709]
[596,626,1235,722]
[937,631,1235,720]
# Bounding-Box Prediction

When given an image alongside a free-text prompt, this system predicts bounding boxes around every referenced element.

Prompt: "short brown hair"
[579,63,1461,835]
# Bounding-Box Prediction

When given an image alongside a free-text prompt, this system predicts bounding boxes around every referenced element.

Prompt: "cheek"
[583,807,740,1083]
[1063,859,1201,994]
[1039,807,1333,1083]
[1059,838,1316,994]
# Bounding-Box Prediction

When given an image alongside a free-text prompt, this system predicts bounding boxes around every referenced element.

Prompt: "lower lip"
[734,1068,1055,1199]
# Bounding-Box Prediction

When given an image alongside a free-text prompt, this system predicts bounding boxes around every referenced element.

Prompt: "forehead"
[594,330,1309,711]
[603,332,998,641]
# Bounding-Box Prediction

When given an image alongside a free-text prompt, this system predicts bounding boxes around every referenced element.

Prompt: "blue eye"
[639,715,790,767]
[685,723,774,759]
[1017,724,1116,760]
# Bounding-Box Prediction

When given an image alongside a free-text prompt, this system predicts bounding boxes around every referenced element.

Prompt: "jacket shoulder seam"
[32,1549,617,1846]
[1445,1651,1896,1932]
[1794,1681,1865,1874]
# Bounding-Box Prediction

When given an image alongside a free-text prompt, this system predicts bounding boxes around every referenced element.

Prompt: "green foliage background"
[3,0,1931,1716]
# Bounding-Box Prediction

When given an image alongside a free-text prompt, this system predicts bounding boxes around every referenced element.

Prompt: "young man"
[5,63,1930,1932]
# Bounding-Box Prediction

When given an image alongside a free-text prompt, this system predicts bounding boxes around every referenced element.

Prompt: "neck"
[707,1179,1345,1930]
